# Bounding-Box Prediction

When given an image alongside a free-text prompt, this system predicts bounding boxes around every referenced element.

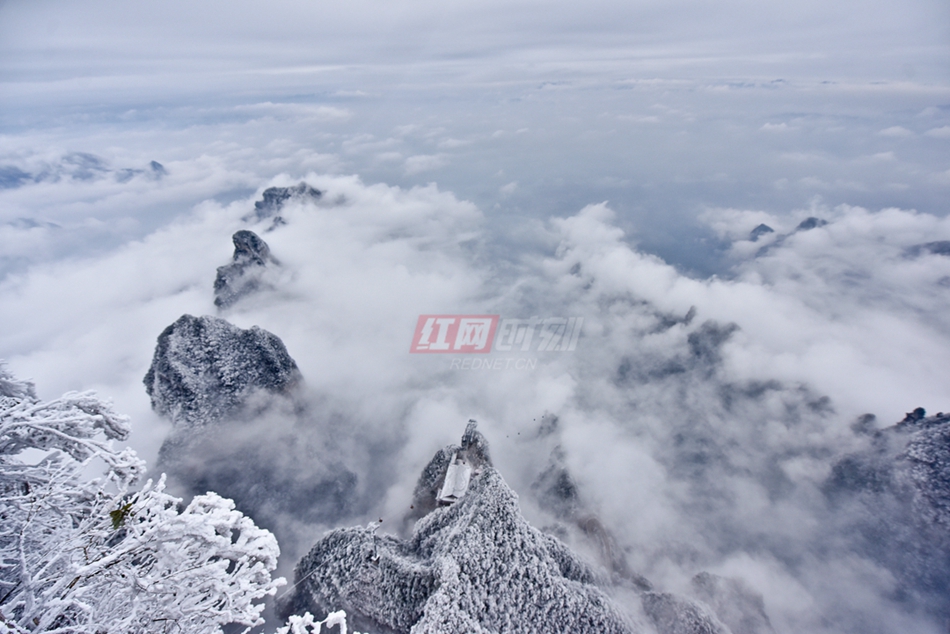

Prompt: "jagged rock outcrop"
[826,408,950,530]
[404,420,492,526]
[528,413,784,634]
[824,408,950,620]
[527,419,774,634]
[754,217,827,256]
[748,224,774,241]
[690,573,774,634]
[904,241,950,258]
[641,593,730,634]
[794,217,827,232]
[144,314,365,540]
[143,314,300,429]
[291,423,637,634]
[246,182,322,223]
[214,230,277,309]
[530,427,648,590]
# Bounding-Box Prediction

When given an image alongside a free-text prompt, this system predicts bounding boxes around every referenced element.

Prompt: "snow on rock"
[689,573,775,634]
[641,592,730,634]
[246,182,323,224]
[407,420,492,524]
[290,423,637,634]
[144,314,366,552]
[144,314,301,429]
[824,408,950,621]
[214,230,279,309]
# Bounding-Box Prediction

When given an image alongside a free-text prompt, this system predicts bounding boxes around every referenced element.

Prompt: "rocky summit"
[214,230,277,309]
[825,408,950,621]
[246,182,322,223]
[288,421,781,634]
[144,313,368,546]
[291,423,635,634]
[143,314,300,429]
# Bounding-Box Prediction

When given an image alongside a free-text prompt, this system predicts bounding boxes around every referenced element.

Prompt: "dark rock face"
[824,409,950,620]
[690,573,774,634]
[748,224,774,241]
[144,314,366,543]
[246,182,322,222]
[532,445,582,521]
[795,217,827,231]
[531,435,649,590]
[214,230,277,309]
[292,424,636,634]
[904,241,950,258]
[754,217,827,257]
[641,593,729,634]
[143,314,300,429]
[687,321,739,366]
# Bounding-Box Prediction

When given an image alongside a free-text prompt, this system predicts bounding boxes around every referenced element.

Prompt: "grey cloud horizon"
[2,0,947,74]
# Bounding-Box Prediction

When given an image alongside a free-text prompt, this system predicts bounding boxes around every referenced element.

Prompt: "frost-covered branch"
[0,363,284,633]
[275,610,366,634]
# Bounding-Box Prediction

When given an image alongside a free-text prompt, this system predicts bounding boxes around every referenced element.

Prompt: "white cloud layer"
[2,172,950,631]
[1,0,949,630]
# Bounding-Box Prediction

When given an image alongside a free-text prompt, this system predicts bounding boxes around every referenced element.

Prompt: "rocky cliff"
[245,182,323,224]
[214,230,278,309]
[292,425,636,634]
[289,423,777,634]
[144,313,370,556]
[144,314,301,429]
[825,408,950,620]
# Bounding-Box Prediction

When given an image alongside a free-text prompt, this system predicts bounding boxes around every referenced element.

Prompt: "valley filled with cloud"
[1,1,949,632]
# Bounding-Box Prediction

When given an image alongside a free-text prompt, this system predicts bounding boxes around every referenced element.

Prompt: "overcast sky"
[2,2,950,632]
[2,0,949,273]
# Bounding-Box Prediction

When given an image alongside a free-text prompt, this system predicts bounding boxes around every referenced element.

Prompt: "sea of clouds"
[3,172,950,632]
[2,0,950,631]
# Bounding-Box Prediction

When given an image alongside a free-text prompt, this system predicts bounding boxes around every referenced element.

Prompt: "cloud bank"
[2,0,949,630]
[2,172,949,631]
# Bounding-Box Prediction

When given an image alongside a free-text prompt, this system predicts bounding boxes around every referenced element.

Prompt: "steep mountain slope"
[289,423,778,634]
[214,230,279,309]
[293,425,637,634]
[825,409,950,620]
[144,314,300,429]
[144,314,363,541]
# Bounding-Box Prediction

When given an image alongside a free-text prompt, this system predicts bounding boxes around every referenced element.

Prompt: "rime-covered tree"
[0,364,284,633]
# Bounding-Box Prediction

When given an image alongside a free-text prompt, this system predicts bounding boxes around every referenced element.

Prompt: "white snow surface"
[296,466,636,634]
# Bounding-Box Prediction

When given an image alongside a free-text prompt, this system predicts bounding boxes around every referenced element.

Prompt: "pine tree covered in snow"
[0,364,284,633]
